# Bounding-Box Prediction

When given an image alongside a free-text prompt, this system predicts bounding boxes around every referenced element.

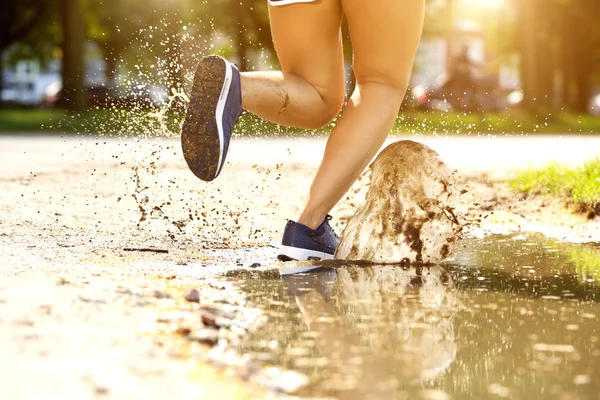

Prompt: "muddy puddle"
[204,233,600,399]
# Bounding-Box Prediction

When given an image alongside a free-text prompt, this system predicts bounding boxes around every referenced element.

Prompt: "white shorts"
[269,0,315,6]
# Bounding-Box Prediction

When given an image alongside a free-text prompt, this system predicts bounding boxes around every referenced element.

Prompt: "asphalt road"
[1,133,600,399]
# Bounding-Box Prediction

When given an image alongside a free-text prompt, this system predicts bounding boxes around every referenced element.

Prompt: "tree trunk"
[560,7,576,110]
[518,0,537,111]
[60,0,87,112]
[518,0,557,113]
[0,50,4,106]
[573,21,592,113]
[165,2,182,90]
[103,41,119,85]
[247,4,275,56]
[446,0,455,75]
[536,1,554,111]
[167,32,182,90]
[234,0,249,71]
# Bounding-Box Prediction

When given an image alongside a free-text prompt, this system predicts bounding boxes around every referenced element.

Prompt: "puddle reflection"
[224,234,600,399]
[288,266,456,398]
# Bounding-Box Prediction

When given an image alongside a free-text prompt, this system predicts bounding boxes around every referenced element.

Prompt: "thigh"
[269,0,345,98]
[342,0,425,89]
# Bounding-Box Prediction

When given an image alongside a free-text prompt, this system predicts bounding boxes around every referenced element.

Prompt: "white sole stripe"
[215,60,232,175]
[278,244,334,262]
[269,0,315,6]
[278,264,325,276]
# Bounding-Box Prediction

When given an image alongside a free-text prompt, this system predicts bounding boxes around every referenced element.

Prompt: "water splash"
[147,87,190,138]
[336,140,464,263]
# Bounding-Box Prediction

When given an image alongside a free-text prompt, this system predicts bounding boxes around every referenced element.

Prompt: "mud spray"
[72,20,302,249]
[336,140,466,264]
[67,20,471,253]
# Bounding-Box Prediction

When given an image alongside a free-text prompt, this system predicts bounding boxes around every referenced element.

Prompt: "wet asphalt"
[1,134,600,399]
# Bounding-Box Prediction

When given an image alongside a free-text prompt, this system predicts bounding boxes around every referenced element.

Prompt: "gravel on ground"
[2,134,600,399]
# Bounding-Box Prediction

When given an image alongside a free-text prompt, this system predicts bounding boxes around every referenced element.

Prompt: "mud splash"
[336,140,463,264]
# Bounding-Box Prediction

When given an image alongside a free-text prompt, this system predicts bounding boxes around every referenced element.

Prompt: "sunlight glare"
[464,0,505,8]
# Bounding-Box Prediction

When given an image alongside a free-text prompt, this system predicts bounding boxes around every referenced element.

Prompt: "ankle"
[296,212,326,230]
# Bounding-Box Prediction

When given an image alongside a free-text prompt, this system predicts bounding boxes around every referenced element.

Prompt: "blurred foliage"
[1,0,600,112]
[517,0,600,112]
[0,0,58,66]
[423,0,451,37]
[395,110,600,135]
[3,108,600,137]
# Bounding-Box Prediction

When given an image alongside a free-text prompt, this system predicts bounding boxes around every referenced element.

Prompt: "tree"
[187,0,274,71]
[0,0,51,102]
[61,0,87,112]
[86,0,131,83]
[517,0,600,113]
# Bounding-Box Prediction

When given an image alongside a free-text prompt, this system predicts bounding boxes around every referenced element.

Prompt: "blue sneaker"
[181,55,242,182]
[277,215,340,262]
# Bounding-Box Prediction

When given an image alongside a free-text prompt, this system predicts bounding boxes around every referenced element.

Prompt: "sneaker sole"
[181,56,233,181]
[277,245,335,262]
[278,263,326,276]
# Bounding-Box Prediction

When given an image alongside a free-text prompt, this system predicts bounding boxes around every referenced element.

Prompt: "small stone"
[249,263,261,269]
[79,296,106,304]
[175,326,192,336]
[56,277,69,285]
[184,288,200,303]
[189,328,219,345]
[95,387,109,395]
[253,368,309,394]
[201,304,237,320]
[201,312,217,327]
[153,290,171,299]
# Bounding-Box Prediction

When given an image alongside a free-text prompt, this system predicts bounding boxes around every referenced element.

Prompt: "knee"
[306,89,345,129]
[355,73,409,110]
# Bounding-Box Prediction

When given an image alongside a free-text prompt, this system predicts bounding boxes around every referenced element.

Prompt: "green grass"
[2,108,600,135]
[0,108,183,136]
[569,247,600,286]
[0,109,71,132]
[511,159,600,208]
[394,110,600,135]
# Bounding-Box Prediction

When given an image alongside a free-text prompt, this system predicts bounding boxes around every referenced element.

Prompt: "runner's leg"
[297,0,425,228]
[240,2,345,129]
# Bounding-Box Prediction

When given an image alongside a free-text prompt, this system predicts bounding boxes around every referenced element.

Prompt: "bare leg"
[297,0,425,229]
[241,3,346,130]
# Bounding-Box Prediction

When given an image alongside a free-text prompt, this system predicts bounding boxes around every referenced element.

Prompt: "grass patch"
[569,247,600,285]
[511,159,600,210]
[394,110,600,135]
[0,109,120,133]
[2,108,600,135]
[0,109,71,132]
[0,108,184,136]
